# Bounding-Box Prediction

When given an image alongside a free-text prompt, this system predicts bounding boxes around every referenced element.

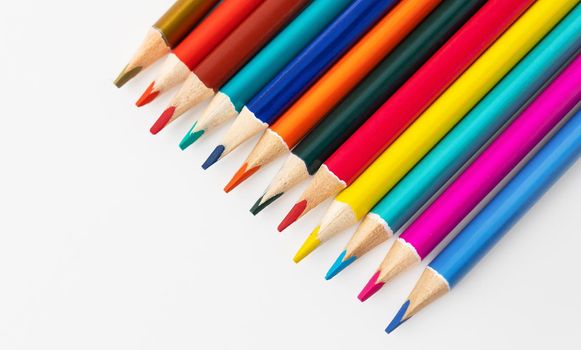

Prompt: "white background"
[1,1,580,349]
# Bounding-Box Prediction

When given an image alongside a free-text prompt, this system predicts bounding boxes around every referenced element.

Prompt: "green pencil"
[250,0,487,215]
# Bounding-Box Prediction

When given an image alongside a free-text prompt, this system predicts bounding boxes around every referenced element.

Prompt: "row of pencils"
[115,0,581,333]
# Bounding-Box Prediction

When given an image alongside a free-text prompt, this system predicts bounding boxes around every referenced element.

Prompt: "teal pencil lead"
[325,250,357,280]
[180,122,205,150]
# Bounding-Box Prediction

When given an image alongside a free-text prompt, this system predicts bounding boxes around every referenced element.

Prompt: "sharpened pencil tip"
[150,106,176,135]
[386,300,411,334]
[202,145,225,170]
[293,228,321,263]
[224,163,261,193]
[250,192,284,215]
[358,271,385,302]
[278,200,307,232]
[180,122,204,150]
[325,250,357,280]
[114,65,142,88]
[136,82,160,107]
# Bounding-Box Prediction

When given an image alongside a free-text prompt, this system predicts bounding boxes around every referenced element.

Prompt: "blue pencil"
[202,0,398,169]
[386,109,581,333]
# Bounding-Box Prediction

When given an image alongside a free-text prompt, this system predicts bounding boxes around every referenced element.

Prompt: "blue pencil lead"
[386,300,411,334]
[202,145,225,170]
[325,250,357,280]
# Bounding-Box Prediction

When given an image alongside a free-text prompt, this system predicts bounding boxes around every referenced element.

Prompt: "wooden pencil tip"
[250,192,284,216]
[150,106,175,135]
[224,163,261,193]
[278,200,307,232]
[136,82,160,107]
[114,65,142,88]
[358,270,385,302]
[386,300,411,334]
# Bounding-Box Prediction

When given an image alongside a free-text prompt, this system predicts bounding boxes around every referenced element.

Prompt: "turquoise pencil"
[326,4,581,280]
[387,109,581,333]
[179,0,352,149]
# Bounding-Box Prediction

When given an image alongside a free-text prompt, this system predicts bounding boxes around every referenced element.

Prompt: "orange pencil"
[224,0,442,192]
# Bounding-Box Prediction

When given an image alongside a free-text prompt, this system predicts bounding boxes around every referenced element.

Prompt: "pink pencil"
[359,54,581,302]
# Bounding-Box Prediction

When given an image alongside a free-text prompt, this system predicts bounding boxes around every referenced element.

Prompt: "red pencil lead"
[358,270,385,302]
[136,82,160,107]
[278,200,307,232]
[224,163,261,193]
[150,106,176,135]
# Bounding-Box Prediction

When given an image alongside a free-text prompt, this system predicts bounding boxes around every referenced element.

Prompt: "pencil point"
[224,163,261,193]
[386,300,411,334]
[325,250,357,280]
[250,193,284,215]
[358,270,385,302]
[150,106,176,135]
[293,228,321,263]
[136,82,160,107]
[179,122,204,150]
[114,65,142,88]
[278,200,307,232]
[202,145,225,170]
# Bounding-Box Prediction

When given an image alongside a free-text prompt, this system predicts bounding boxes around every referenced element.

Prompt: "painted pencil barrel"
[294,0,486,175]
[431,110,581,287]
[154,0,219,47]
[403,54,581,259]
[222,0,353,112]
[323,0,533,185]
[336,0,577,221]
[371,4,581,233]
[195,0,310,90]
[247,0,398,124]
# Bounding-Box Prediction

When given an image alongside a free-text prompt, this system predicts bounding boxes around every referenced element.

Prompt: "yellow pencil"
[293,0,577,263]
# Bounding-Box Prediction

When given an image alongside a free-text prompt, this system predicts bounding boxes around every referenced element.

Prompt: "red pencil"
[150,0,309,135]
[279,0,535,232]
[136,0,265,107]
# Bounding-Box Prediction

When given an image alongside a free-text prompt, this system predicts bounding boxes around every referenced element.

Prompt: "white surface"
[1,1,580,349]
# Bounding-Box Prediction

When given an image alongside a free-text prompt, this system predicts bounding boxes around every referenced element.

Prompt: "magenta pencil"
[359,53,581,302]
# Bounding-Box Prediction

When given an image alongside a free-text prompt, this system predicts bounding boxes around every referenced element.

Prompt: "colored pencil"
[293,0,575,263]
[201,0,399,169]
[150,0,309,135]
[223,0,442,191]
[387,110,581,333]
[278,0,534,232]
[250,0,486,215]
[358,53,581,302]
[327,3,581,279]
[136,0,265,107]
[179,0,353,149]
[114,0,219,88]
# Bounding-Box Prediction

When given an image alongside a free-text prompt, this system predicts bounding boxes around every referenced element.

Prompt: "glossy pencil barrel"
[223,0,353,112]
[371,4,581,233]
[402,54,581,259]
[431,110,581,287]
[155,0,220,47]
[294,0,486,175]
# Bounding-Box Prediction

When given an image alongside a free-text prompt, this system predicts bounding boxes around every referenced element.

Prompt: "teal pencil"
[179,0,352,149]
[326,4,581,280]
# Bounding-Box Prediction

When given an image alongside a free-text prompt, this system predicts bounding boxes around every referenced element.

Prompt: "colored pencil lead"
[224,163,261,193]
[254,153,310,214]
[136,82,160,107]
[179,122,204,150]
[250,193,284,215]
[386,300,410,334]
[114,65,143,88]
[202,145,225,170]
[358,270,384,302]
[293,228,321,263]
[278,200,307,232]
[325,250,357,280]
[150,107,176,135]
